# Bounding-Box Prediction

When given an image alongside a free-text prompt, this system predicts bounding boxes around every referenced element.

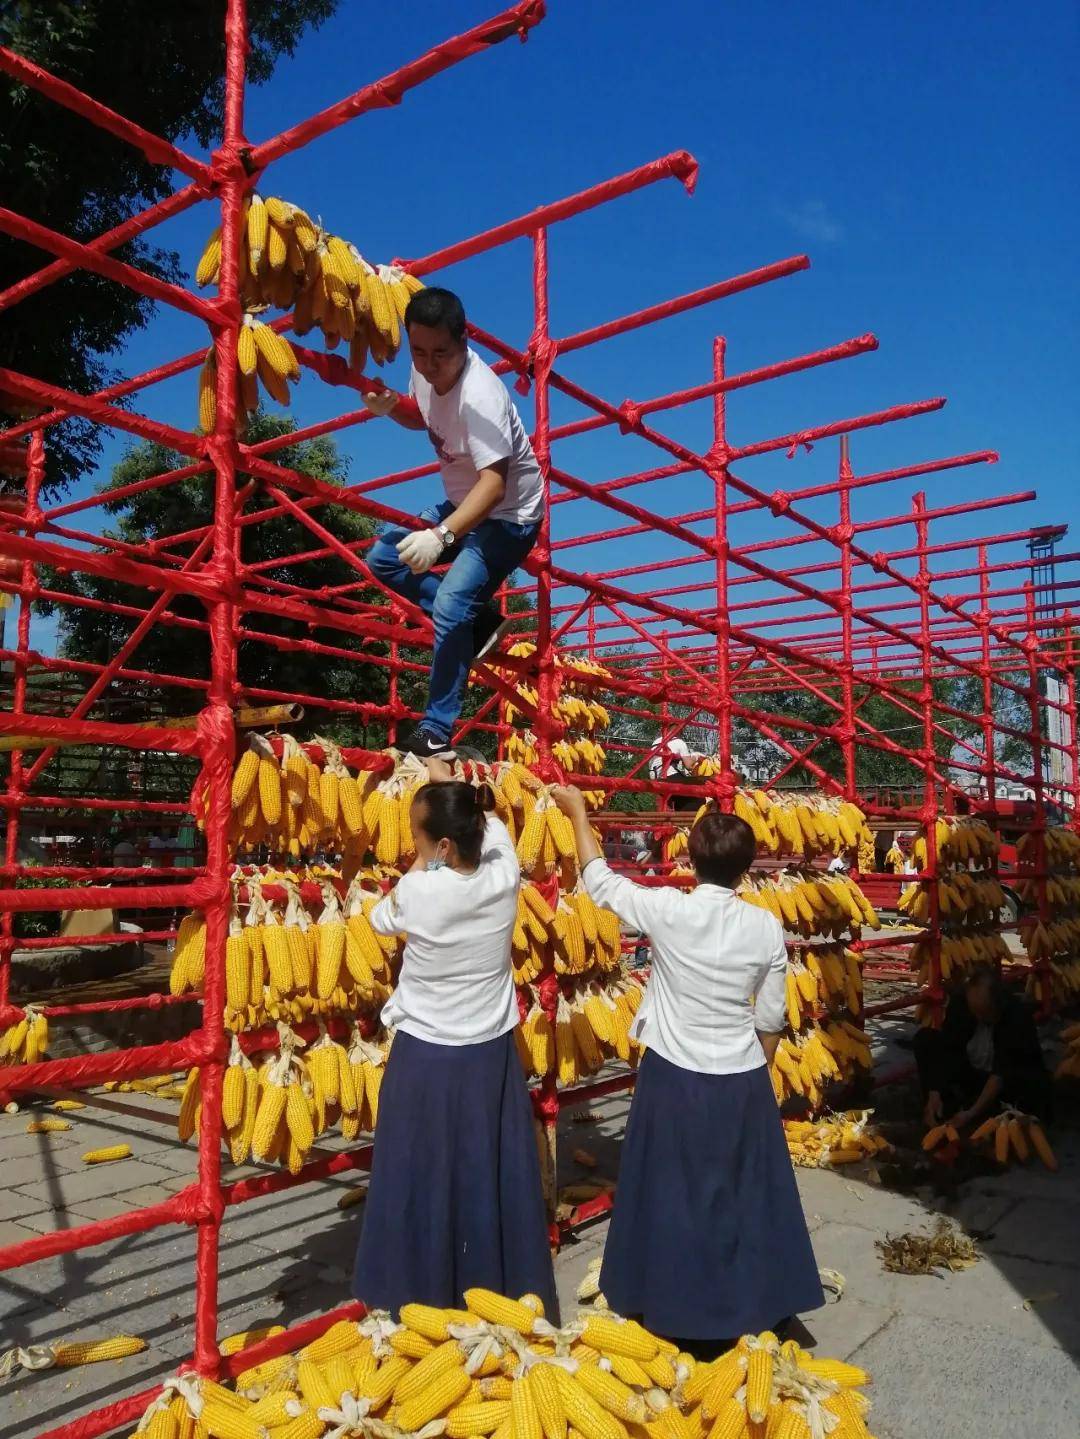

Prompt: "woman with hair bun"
[352,757,556,1317]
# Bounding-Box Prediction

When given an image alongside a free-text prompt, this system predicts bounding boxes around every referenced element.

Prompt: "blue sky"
[19,0,1080,660]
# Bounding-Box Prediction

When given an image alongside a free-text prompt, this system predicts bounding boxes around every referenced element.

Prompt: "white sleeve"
[582,858,667,935]
[482,815,520,882]
[370,877,412,936]
[464,385,514,471]
[754,917,789,1034]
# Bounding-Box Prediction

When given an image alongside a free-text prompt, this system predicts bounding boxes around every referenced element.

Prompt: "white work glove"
[365,389,400,417]
[396,527,444,575]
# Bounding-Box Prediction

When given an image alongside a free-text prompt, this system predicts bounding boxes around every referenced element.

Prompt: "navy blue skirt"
[352,1030,557,1319]
[600,1052,824,1341]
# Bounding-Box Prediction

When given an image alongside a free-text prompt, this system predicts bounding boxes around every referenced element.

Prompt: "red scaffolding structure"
[1,3,1078,1435]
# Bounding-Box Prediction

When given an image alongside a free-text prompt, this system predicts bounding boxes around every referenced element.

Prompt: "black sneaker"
[398,726,457,760]
[473,605,513,663]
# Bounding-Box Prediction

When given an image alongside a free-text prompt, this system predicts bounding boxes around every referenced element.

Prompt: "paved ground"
[1,1028,1077,1439]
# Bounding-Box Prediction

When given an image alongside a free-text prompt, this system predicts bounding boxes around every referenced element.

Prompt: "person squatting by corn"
[364,287,543,759]
[352,756,556,1317]
[552,784,824,1345]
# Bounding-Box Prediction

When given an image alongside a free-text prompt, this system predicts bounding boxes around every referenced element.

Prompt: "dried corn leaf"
[876,1217,979,1276]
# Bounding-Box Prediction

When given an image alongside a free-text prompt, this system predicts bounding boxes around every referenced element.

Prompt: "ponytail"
[414,781,492,866]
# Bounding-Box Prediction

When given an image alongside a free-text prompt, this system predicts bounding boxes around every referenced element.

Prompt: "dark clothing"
[913,992,1052,1121]
[598,1051,823,1342]
[352,1030,556,1319]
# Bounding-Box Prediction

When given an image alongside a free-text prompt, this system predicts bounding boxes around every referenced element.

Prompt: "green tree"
[36,414,401,752]
[0,0,338,495]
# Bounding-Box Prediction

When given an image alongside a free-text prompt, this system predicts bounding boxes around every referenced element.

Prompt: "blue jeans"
[368,501,539,740]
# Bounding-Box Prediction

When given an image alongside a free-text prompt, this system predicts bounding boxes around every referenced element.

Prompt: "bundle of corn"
[1056,1019,1080,1079]
[1016,826,1080,1008]
[740,870,880,939]
[145,1294,877,1439]
[665,828,689,864]
[784,945,863,1029]
[898,870,1006,926]
[168,912,207,997]
[553,892,623,976]
[0,1003,48,1065]
[785,1111,892,1167]
[195,192,423,370]
[908,929,1010,988]
[515,995,555,1077]
[511,882,556,984]
[910,817,1000,869]
[731,790,872,861]
[966,1109,1058,1169]
[1022,825,1080,867]
[516,789,580,882]
[553,984,644,1085]
[770,1023,872,1107]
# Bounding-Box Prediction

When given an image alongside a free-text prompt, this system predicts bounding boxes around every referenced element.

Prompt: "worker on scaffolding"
[364,288,544,759]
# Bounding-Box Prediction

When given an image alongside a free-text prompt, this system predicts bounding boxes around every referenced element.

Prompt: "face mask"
[426,855,447,872]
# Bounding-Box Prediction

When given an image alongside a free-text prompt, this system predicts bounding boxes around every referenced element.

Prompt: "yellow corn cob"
[798,1357,868,1387]
[284,1080,314,1154]
[581,1318,657,1362]
[81,1145,131,1164]
[529,1364,567,1439]
[297,1355,337,1410]
[358,1354,412,1407]
[465,1289,539,1335]
[316,919,346,999]
[226,931,249,1012]
[26,1118,71,1134]
[699,1348,746,1420]
[399,1302,465,1342]
[231,747,260,808]
[178,1065,201,1142]
[391,1328,436,1359]
[52,1334,146,1366]
[258,755,282,826]
[200,1394,262,1439]
[230,1066,259,1164]
[300,1318,360,1365]
[251,1080,287,1161]
[447,1402,513,1438]
[53,1099,85,1111]
[551,1369,625,1439]
[339,774,365,835]
[573,1365,647,1425]
[221,1064,245,1131]
[196,228,222,287]
[219,1324,284,1357]
[744,1348,773,1425]
[702,1397,747,1439]
[396,1366,473,1431]
[510,1367,545,1439]
[394,1339,466,1402]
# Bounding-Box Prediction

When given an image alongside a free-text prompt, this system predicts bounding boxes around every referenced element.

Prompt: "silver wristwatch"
[436,523,456,549]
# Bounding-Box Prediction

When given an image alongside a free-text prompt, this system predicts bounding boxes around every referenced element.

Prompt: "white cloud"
[774,198,844,244]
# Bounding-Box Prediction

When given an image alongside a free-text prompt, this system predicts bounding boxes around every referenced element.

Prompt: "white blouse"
[371,816,520,1046]
[583,858,788,1075]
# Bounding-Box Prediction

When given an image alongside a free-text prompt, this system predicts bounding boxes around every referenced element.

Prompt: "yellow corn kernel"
[81,1146,131,1165]
[744,1348,773,1425]
[396,1366,472,1431]
[580,1318,658,1362]
[446,1401,512,1438]
[464,1289,538,1336]
[52,1335,146,1366]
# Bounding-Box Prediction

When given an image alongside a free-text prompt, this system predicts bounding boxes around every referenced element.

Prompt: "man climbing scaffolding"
[364,287,544,758]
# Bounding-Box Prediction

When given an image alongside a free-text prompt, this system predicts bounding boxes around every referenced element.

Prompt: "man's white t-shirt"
[409,348,544,527]
[369,816,520,1046]
[647,736,692,781]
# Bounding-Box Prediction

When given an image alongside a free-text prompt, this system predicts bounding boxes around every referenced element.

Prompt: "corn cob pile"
[128,1292,877,1439]
[909,929,1010,989]
[1016,826,1080,1009]
[910,817,1000,869]
[501,642,611,808]
[0,1003,48,1065]
[194,192,424,426]
[923,1109,1058,1170]
[785,1111,892,1168]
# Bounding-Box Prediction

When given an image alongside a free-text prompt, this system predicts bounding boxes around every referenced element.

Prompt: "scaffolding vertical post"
[913,493,944,1023]
[710,337,734,813]
[837,435,857,805]
[0,431,41,1036]
[190,0,248,1376]
[1023,580,1053,1016]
